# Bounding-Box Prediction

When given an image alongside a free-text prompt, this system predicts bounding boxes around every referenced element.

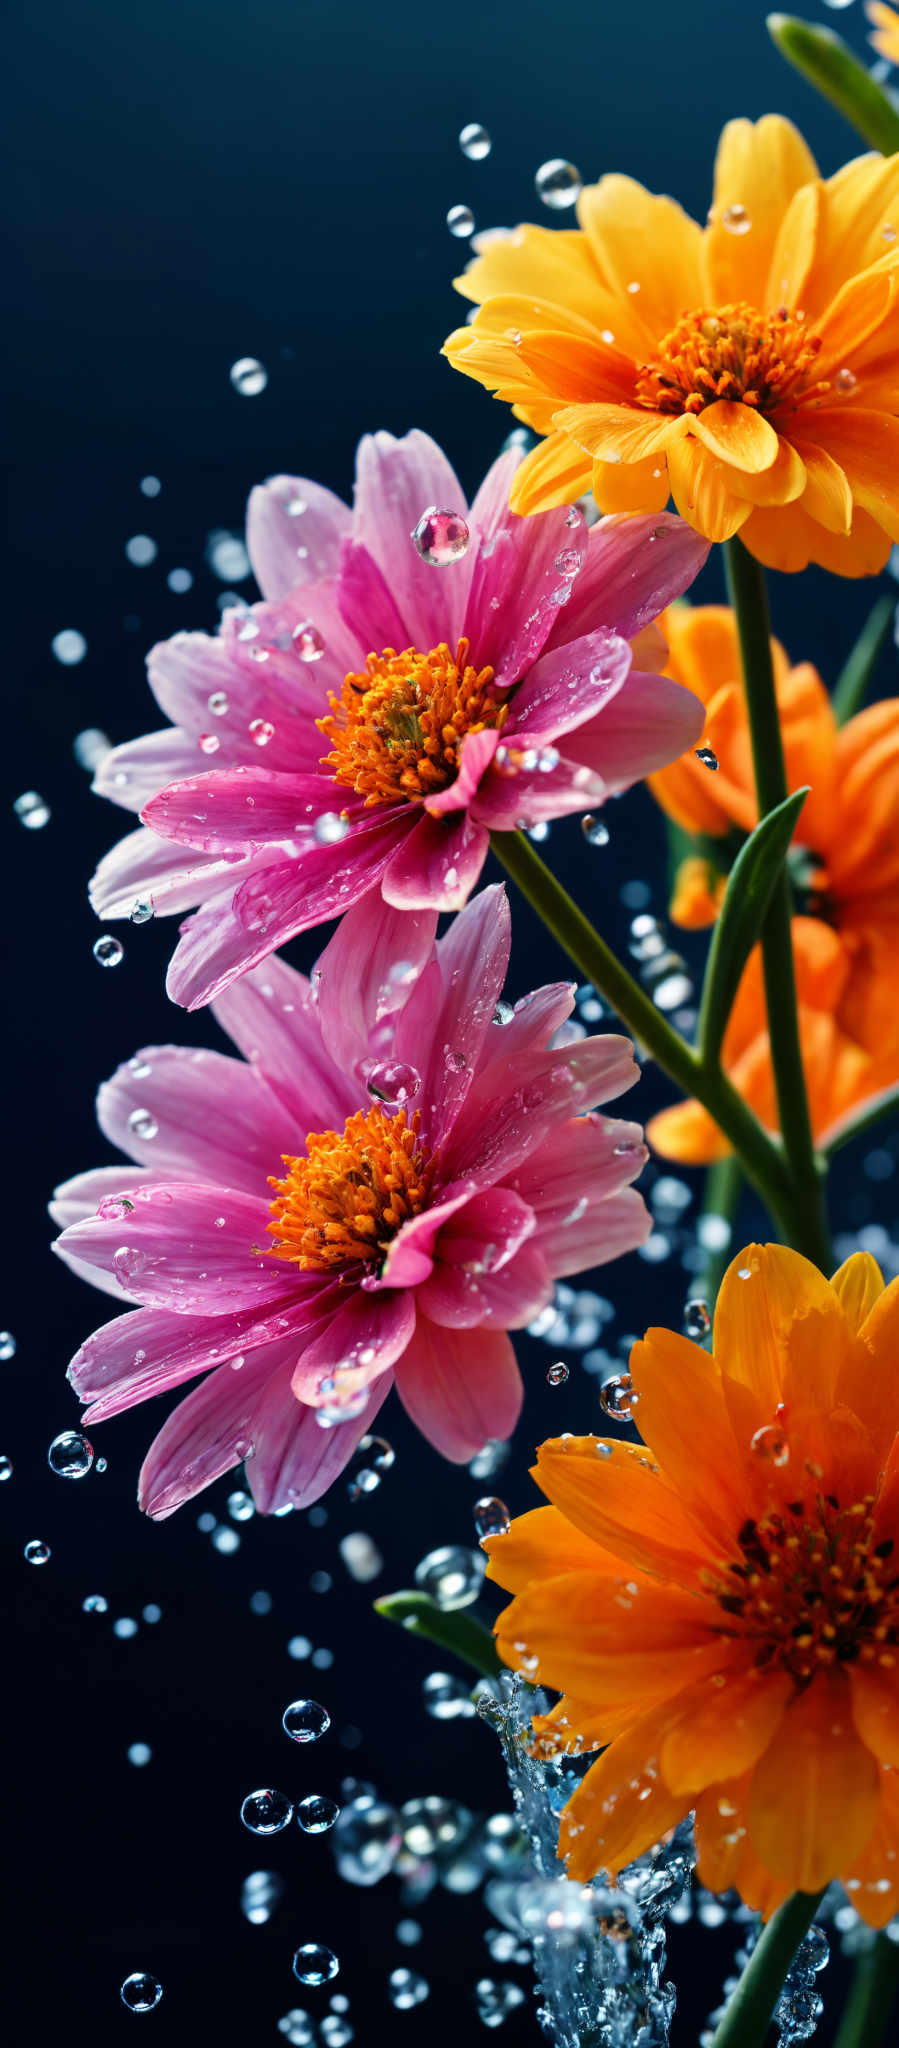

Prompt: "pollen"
[705,1494,899,1685]
[318,637,509,808]
[268,1105,435,1272]
[634,302,830,419]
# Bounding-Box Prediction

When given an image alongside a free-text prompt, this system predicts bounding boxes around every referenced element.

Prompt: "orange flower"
[867,1,899,68]
[443,116,899,573]
[645,604,899,1158]
[485,1244,899,1916]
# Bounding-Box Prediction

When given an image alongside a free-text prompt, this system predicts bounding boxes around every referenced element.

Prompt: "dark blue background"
[4,1,894,2040]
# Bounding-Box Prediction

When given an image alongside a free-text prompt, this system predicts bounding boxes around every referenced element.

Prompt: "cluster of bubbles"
[701,1921,829,2047]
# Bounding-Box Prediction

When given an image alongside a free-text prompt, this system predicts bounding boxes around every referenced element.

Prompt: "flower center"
[267,1106,435,1272]
[707,1492,899,1685]
[317,637,509,807]
[634,302,829,419]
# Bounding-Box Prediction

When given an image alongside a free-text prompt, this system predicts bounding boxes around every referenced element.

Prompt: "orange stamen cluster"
[634,302,829,419]
[318,637,508,807]
[268,1106,434,1271]
[708,1493,899,1684]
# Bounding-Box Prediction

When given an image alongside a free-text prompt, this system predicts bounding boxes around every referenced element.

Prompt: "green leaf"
[373,1591,503,1678]
[697,787,810,1068]
[767,15,899,155]
[822,1083,899,1158]
[832,596,895,727]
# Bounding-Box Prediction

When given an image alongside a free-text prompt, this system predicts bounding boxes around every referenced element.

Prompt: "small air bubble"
[230,357,268,396]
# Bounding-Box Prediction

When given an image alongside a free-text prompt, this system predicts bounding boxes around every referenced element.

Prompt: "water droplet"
[315,1390,371,1428]
[198,732,221,756]
[297,1794,340,1833]
[0,1456,11,1481]
[167,567,193,594]
[241,1788,294,1834]
[414,1545,486,1609]
[313,813,350,845]
[230,357,268,396]
[25,1540,51,1565]
[750,1424,790,1467]
[127,1742,152,1768]
[207,691,230,720]
[473,1497,510,1540]
[411,506,471,565]
[476,1980,527,2028]
[883,222,897,245]
[13,791,51,830]
[140,475,161,497]
[290,620,325,664]
[83,1593,108,1612]
[249,717,275,748]
[721,203,752,235]
[447,204,475,238]
[834,366,857,394]
[241,1869,285,1924]
[73,727,110,771]
[346,1434,395,1502]
[227,1488,255,1523]
[599,1373,639,1420]
[129,898,154,926]
[535,158,582,209]
[120,1972,163,2013]
[459,122,491,160]
[365,1060,421,1107]
[492,1000,514,1025]
[422,1671,476,1720]
[51,627,87,666]
[389,1969,429,2010]
[333,1794,402,1886]
[683,1299,712,1341]
[125,534,157,567]
[468,1439,509,1481]
[293,1946,339,1986]
[546,1361,569,1386]
[581,814,610,847]
[128,1107,159,1142]
[282,1698,331,1743]
[0,1331,15,1361]
[694,746,718,770]
[48,1430,94,1478]
[93,934,124,968]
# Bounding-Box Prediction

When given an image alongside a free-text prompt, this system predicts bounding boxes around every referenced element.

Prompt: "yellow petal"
[816,267,897,377]
[453,222,601,323]
[740,499,891,577]
[792,442,853,536]
[705,115,819,308]
[516,329,636,403]
[748,1674,880,1891]
[804,408,899,544]
[714,434,807,508]
[695,1776,790,1920]
[593,454,670,515]
[764,181,820,314]
[805,150,899,322]
[689,401,781,475]
[666,437,752,543]
[507,432,593,514]
[577,174,705,350]
[553,401,681,465]
[661,1662,792,1796]
[830,1252,885,1334]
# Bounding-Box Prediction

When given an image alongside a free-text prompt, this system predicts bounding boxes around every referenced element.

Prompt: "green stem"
[767,16,899,157]
[723,538,832,1274]
[489,828,797,1239]
[695,1155,744,1310]
[833,1933,899,2048]
[708,1889,826,2048]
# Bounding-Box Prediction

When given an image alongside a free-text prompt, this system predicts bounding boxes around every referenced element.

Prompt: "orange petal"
[533,1435,718,1581]
[628,1326,745,1537]
[849,1279,899,1459]
[714,434,807,508]
[576,175,705,350]
[816,267,897,378]
[705,115,819,308]
[830,1252,885,1334]
[792,442,853,536]
[713,1243,847,1418]
[667,437,752,544]
[661,1661,792,1796]
[507,432,593,514]
[748,1673,880,1892]
[740,499,892,576]
[483,1503,613,1596]
[516,329,636,405]
[647,1098,730,1166]
[844,1761,899,1928]
[695,1776,790,1919]
[559,1698,690,1880]
[850,1664,899,1768]
[669,856,725,929]
[689,401,781,475]
[494,1567,723,1702]
[593,454,671,515]
[806,409,899,544]
[531,1692,638,1756]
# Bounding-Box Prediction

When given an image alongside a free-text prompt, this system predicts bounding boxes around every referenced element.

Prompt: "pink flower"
[51,886,650,1517]
[91,430,707,1008]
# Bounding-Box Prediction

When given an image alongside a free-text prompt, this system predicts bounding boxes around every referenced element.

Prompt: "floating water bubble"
[211,1524,240,1554]
[142,1603,162,1624]
[0,1332,17,1360]
[396,1919,422,1947]
[0,1456,11,1481]
[332,1794,403,1885]
[346,1433,395,1502]
[698,1213,731,1253]
[241,1788,294,1833]
[73,727,111,771]
[473,1498,511,1541]
[227,1488,255,1522]
[314,813,350,846]
[422,1671,476,1721]
[293,1945,339,1986]
[414,1544,486,1609]
[24,1540,50,1565]
[167,567,193,594]
[476,1980,526,2028]
[114,1616,139,1638]
[459,122,491,159]
[93,934,124,968]
[207,529,251,580]
[366,1061,421,1106]
[283,1698,331,1744]
[581,814,610,847]
[125,534,158,567]
[599,1373,639,1420]
[694,746,719,770]
[546,1361,569,1387]
[468,1439,510,1481]
[14,791,51,830]
[321,2019,353,2047]
[83,1593,108,1613]
[51,627,87,666]
[447,205,475,238]
[127,1742,152,1768]
[298,1794,340,1834]
[241,1869,285,1924]
[278,2012,315,2046]
[535,159,582,208]
[120,1972,163,2013]
[48,1430,94,1478]
[140,475,161,497]
[683,1299,712,1341]
[411,506,471,565]
[230,356,268,396]
[338,1531,383,1583]
[389,1969,430,2009]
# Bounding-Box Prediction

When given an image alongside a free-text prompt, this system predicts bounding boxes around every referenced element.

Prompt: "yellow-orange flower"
[444,116,899,574]
[485,1245,899,1916]
[867,1,899,68]
[645,604,899,1159]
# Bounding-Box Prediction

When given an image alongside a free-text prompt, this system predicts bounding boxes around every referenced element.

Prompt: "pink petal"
[352,429,475,653]
[337,539,410,652]
[391,884,511,1141]
[417,1188,545,1330]
[96,1045,288,1194]
[424,728,501,817]
[212,955,359,1132]
[149,621,333,773]
[473,984,576,1069]
[138,1334,297,1518]
[93,730,201,814]
[50,1167,165,1304]
[508,1113,651,1276]
[376,1187,473,1290]
[395,1317,523,1461]
[314,893,438,1082]
[219,585,362,712]
[445,1034,641,1184]
[541,1185,653,1275]
[71,1300,323,1422]
[564,668,705,787]
[142,766,361,855]
[246,474,352,599]
[476,1243,554,1328]
[89,826,241,921]
[290,1287,416,1401]
[54,1182,300,1314]
[248,1370,392,1514]
[545,512,709,650]
[472,747,605,830]
[462,484,589,688]
[380,808,488,911]
[504,626,632,740]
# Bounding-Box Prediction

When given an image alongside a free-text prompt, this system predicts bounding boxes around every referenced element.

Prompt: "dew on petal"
[721,204,751,235]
